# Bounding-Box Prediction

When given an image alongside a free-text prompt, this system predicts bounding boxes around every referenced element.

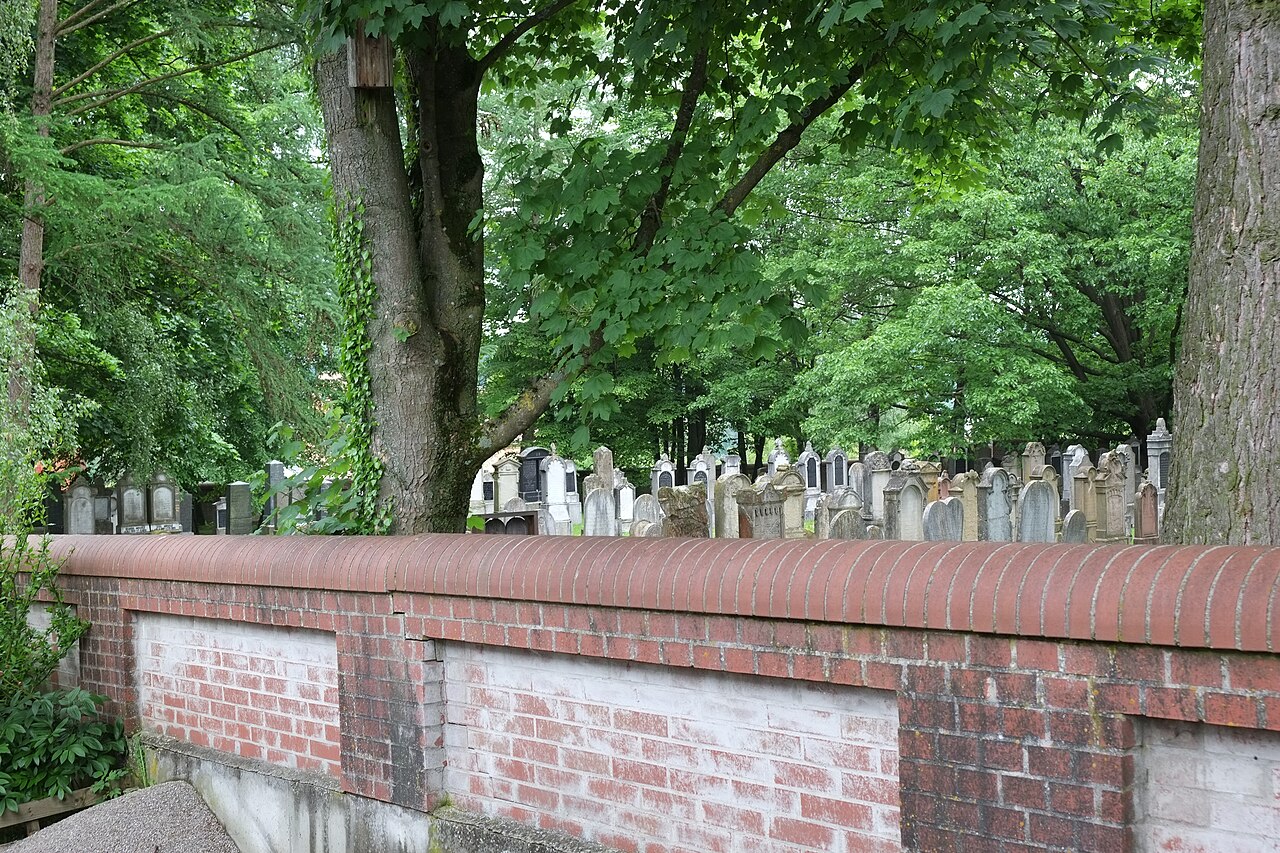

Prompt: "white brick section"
[135,613,340,776]
[444,644,901,853]
[1135,719,1280,853]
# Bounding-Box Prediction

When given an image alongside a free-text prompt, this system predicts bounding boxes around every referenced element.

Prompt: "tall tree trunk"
[10,0,56,414]
[314,43,484,533]
[1163,0,1280,544]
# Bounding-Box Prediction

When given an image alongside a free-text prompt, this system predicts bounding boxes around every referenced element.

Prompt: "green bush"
[0,688,127,811]
[0,535,88,702]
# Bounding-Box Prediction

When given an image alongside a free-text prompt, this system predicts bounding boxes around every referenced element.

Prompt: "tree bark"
[1163,0,1280,544]
[315,44,483,533]
[10,0,57,414]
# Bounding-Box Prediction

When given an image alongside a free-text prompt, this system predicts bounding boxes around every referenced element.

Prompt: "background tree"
[1,2,337,485]
[1163,0,1279,544]
[310,0,1161,533]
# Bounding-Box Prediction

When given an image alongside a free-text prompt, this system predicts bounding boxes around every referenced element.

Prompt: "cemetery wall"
[39,534,1280,853]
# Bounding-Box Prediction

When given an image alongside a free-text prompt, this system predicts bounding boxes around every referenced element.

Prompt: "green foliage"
[0,537,87,705]
[261,413,389,534]
[2,7,338,487]
[0,689,128,812]
[330,201,388,532]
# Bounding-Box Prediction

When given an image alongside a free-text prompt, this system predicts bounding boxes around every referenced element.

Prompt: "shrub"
[0,688,127,812]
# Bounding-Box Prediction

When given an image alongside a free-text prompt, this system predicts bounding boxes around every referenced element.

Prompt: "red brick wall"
[43,535,1280,852]
[444,643,901,852]
[135,613,340,773]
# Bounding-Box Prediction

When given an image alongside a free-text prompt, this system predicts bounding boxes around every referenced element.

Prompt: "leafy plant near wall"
[260,202,391,535]
[0,288,127,813]
[0,689,127,812]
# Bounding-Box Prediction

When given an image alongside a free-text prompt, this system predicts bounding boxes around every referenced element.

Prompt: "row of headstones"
[473,414,1177,535]
[62,474,255,536]
[519,432,1169,543]
[723,450,1164,544]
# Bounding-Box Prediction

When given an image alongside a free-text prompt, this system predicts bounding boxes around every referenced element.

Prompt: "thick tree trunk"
[315,44,484,533]
[1163,0,1280,544]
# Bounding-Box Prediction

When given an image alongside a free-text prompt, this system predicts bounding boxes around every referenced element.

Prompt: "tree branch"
[476,0,580,74]
[715,68,862,217]
[52,27,177,97]
[57,40,290,116]
[632,43,709,256]
[59,138,167,155]
[57,0,142,36]
[477,330,605,456]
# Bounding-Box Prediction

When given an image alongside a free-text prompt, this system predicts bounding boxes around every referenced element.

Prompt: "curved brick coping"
[45,535,1280,652]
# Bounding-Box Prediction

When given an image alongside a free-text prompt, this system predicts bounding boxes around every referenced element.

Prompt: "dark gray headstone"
[1061,510,1087,543]
[829,508,867,540]
[922,497,963,541]
[179,492,194,533]
[226,481,254,535]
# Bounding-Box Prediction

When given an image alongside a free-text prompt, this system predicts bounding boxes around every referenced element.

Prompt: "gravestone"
[149,470,182,534]
[583,488,617,537]
[540,451,576,535]
[1093,452,1127,543]
[977,466,1013,542]
[722,453,742,477]
[1021,442,1047,483]
[1061,510,1088,543]
[632,494,662,526]
[863,451,893,523]
[494,456,521,510]
[949,471,981,541]
[1115,442,1138,531]
[1047,444,1064,481]
[714,472,753,538]
[630,519,660,538]
[737,483,785,539]
[179,492,194,534]
[469,470,488,516]
[829,508,868,540]
[917,461,942,503]
[795,441,822,519]
[1133,481,1160,544]
[813,493,832,539]
[266,461,287,526]
[1017,480,1058,543]
[65,477,96,535]
[937,471,952,499]
[503,497,529,512]
[922,497,963,541]
[616,476,636,535]
[1146,417,1173,515]
[117,475,149,535]
[1064,445,1092,513]
[214,497,228,535]
[815,488,862,540]
[650,454,676,495]
[518,447,551,502]
[480,470,495,514]
[687,446,716,489]
[226,481,254,534]
[823,446,849,493]
[848,462,867,518]
[883,469,926,541]
[1072,464,1098,542]
[593,446,617,492]
[658,484,710,538]
[772,469,808,538]
[766,438,790,478]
